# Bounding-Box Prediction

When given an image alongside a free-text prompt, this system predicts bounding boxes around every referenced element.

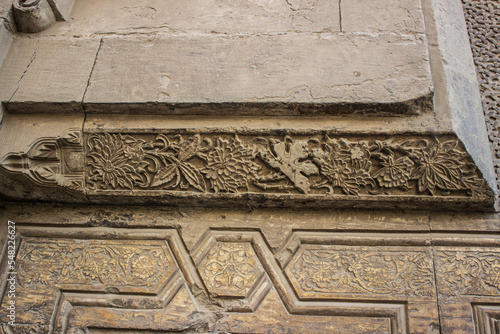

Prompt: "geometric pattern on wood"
[4,229,500,333]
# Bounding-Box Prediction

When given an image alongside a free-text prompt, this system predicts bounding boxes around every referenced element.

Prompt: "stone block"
[83,33,432,114]
[342,0,425,33]
[45,0,340,36]
[0,37,101,113]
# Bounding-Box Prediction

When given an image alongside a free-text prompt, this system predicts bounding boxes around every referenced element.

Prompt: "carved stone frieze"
[0,130,494,208]
[84,132,492,198]
[1,128,83,191]
[286,245,435,298]
[0,129,493,208]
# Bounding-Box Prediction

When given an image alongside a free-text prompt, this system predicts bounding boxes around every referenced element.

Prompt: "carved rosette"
[1,129,84,192]
[197,242,263,298]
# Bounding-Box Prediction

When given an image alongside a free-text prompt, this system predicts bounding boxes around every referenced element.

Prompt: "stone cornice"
[0,127,495,210]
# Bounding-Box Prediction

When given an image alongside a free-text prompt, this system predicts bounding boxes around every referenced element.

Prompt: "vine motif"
[287,248,434,297]
[197,242,262,297]
[435,251,500,299]
[17,240,173,288]
[84,133,489,197]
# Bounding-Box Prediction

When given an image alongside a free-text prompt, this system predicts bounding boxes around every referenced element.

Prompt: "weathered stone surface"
[428,0,497,197]
[0,37,101,113]
[0,113,85,202]
[0,0,14,67]
[44,0,340,36]
[83,33,431,113]
[342,0,425,33]
[0,114,495,210]
[48,0,76,21]
[0,0,433,115]
[462,0,500,199]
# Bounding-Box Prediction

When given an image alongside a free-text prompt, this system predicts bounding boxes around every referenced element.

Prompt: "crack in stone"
[339,0,342,32]
[285,0,297,11]
[82,37,103,108]
[81,37,103,204]
[5,45,37,111]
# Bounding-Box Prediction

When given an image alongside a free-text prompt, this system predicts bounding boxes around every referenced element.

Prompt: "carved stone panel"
[197,242,264,298]
[85,132,489,199]
[1,129,83,192]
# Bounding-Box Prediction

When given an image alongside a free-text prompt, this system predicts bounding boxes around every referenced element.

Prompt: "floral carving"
[287,247,434,297]
[17,239,174,290]
[201,137,258,193]
[435,250,500,299]
[197,242,262,297]
[149,134,207,191]
[372,155,414,188]
[311,138,373,195]
[87,133,149,190]
[82,133,493,198]
[409,140,471,195]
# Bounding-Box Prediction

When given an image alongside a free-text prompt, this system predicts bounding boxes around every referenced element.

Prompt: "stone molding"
[0,129,495,210]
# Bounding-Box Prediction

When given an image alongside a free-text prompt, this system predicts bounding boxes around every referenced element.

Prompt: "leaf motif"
[61,131,82,144]
[118,176,134,190]
[150,164,179,187]
[30,142,58,159]
[179,162,207,192]
[34,166,58,181]
[178,134,201,161]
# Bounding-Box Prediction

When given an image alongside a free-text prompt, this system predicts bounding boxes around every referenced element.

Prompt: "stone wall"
[0,0,499,333]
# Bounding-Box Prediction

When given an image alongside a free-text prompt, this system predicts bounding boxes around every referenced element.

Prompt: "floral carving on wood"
[17,239,175,292]
[286,247,435,297]
[435,250,500,299]
[84,132,490,198]
[197,242,263,297]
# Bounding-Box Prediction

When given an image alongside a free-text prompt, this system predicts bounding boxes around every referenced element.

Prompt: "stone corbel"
[12,0,75,33]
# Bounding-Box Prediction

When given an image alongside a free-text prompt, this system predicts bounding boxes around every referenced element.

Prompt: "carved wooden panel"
[473,304,500,334]
[286,245,434,299]
[3,226,500,333]
[434,247,500,333]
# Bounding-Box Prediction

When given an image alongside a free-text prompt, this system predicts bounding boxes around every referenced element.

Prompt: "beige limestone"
[0,37,101,113]
[342,0,425,33]
[0,0,433,115]
[83,33,431,108]
[40,0,340,36]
